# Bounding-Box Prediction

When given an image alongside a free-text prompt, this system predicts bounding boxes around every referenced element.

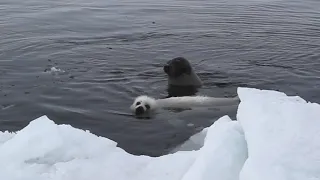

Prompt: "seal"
[164,57,202,87]
[129,56,240,117]
[163,57,202,97]
[130,95,240,116]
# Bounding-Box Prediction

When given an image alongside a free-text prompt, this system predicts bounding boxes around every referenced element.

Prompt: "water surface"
[1,0,320,156]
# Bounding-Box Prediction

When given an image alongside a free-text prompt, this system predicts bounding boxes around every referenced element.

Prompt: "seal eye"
[145,104,150,110]
[136,101,141,106]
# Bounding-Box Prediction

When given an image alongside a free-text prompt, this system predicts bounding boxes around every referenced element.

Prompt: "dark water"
[1,0,320,156]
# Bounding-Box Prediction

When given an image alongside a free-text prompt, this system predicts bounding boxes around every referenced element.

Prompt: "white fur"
[130,95,158,114]
[130,95,240,114]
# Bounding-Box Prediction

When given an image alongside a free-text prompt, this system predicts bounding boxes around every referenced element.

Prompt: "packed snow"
[237,88,320,180]
[0,87,319,180]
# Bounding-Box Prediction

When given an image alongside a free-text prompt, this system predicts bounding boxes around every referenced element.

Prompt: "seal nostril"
[135,106,145,115]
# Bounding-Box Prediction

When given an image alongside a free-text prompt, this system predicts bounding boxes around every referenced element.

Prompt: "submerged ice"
[0,87,319,180]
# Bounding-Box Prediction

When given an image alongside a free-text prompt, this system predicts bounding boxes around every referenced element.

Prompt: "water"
[1,0,320,156]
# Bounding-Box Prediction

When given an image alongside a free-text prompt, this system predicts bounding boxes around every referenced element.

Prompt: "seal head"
[164,57,202,87]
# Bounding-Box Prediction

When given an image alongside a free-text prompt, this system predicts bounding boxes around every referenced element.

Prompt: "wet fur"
[164,57,202,88]
[130,95,240,115]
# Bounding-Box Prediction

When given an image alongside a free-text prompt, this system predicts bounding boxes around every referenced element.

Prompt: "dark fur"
[164,57,192,78]
[164,57,202,97]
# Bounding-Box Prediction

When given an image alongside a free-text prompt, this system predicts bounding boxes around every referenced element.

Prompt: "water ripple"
[1,0,320,156]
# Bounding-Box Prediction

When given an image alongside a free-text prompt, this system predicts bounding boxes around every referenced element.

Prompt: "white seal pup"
[130,95,240,116]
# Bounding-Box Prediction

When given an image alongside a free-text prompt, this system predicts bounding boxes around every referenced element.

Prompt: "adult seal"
[163,57,202,97]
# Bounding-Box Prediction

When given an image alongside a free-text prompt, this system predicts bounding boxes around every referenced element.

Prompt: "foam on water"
[44,67,65,74]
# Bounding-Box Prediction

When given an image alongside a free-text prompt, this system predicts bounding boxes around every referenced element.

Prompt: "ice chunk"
[44,67,65,73]
[50,67,65,73]
[5,86,319,180]
[0,131,15,145]
[181,116,247,180]
[237,87,320,180]
[0,115,247,180]
[172,127,209,152]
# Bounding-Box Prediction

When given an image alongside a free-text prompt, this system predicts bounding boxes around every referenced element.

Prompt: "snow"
[237,88,320,180]
[1,87,320,180]
[180,116,247,180]
[172,127,209,152]
[0,115,246,180]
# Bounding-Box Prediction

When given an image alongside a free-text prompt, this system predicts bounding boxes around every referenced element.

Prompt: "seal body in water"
[130,95,240,116]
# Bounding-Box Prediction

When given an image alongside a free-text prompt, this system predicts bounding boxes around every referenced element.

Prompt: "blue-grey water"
[1,0,320,156]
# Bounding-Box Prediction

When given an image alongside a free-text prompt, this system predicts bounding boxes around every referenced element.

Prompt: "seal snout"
[135,106,145,115]
[163,64,170,74]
